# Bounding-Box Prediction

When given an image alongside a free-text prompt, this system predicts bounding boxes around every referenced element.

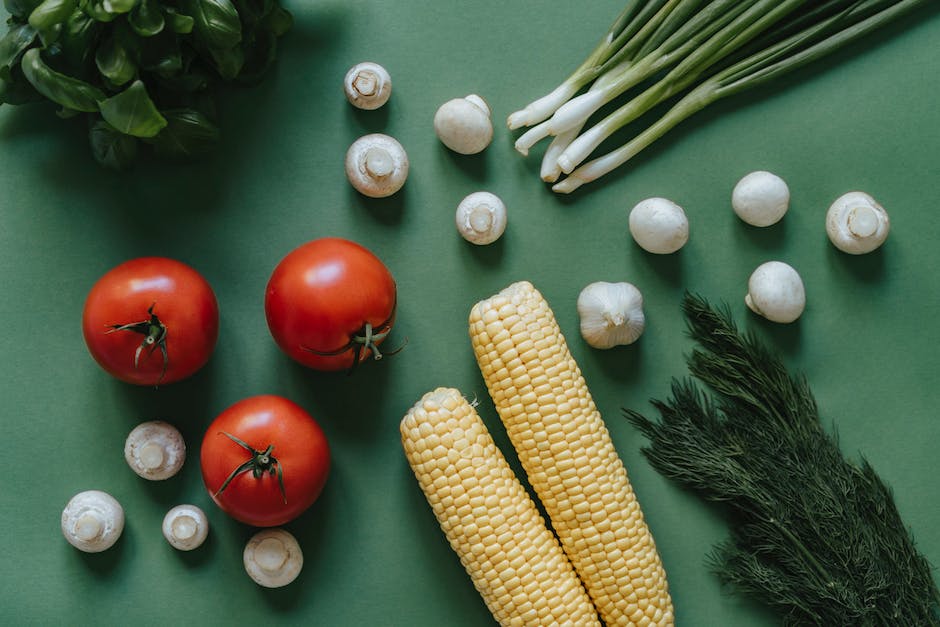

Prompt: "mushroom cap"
[628,197,689,254]
[434,95,493,155]
[732,170,790,227]
[577,281,645,349]
[124,420,186,481]
[244,528,304,588]
[162,504,209,551]
[826,191,890,254]
[345,134,409,198]
[61,490,125,553]
[343,61,392,110]
[745,261,805,323]
[455,191,507,245]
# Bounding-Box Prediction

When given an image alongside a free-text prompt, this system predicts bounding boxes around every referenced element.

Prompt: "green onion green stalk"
[509,0,930,193]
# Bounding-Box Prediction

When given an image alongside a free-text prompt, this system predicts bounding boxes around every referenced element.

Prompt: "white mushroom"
[628,197,689,254]
[745,261,805,323]
[456,191,507,245]
[577,281,645,349]
[244,528,304,588]
[732,170,790,227]
[162,505,209,551]
[433,95,493,155]
[124,420,186,480]
[345,133,409,198]
[61,490,125,553]
[343,61,392,110]
[826,191,890,254]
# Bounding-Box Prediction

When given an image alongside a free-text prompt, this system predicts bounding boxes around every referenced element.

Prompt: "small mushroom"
[456,191,507,245]
[343,61,392,110]
[732,170,790,227]
[345,133,409,198]
[628,197,689,254]
[244,528,304,588]
[745,261,805,323]
[162,505,209,551]
[61,490,125,553]
[826,191,890,254]
[577,281,645,349]
[433,95,493,155]
[124,420,186,480]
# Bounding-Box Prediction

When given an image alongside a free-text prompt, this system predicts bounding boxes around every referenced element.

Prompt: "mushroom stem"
[468,206,493,233]
[74,514,103,541]
[364,147,394,179]
[848,205,878,238]
[351,69,379,97]
[255,537,289,573]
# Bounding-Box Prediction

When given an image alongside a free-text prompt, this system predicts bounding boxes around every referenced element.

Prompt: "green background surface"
[2,1,939,625]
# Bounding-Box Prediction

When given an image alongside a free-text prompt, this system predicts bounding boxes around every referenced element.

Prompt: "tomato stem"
[105,303,169,383]
[214,432,288,504]
[301,305,405,374]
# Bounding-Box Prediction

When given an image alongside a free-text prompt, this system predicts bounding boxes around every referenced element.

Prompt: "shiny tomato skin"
[265,237,397,371]
[82,257,219,386]
[200,395,330,527]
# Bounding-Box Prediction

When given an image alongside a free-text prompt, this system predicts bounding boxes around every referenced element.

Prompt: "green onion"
[509,0,930,192]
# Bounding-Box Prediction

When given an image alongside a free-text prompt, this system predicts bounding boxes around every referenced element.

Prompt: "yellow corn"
[401,387,601,627]
[469,281,674,627]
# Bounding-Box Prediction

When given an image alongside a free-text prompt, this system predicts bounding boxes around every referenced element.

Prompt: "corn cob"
[469,281,674,627]
[401,387,601,627]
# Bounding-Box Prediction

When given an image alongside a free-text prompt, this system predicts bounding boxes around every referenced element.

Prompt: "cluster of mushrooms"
[343,62,507,246]
[577,171,890,348]
[61,420,302,588]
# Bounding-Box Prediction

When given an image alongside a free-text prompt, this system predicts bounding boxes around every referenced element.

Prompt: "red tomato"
[82,257,219,386]
[200,395,330,527]
[265,237,397,371]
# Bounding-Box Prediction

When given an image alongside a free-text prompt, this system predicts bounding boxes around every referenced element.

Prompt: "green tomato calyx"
[215,432,288,504]
[106,303,169,383]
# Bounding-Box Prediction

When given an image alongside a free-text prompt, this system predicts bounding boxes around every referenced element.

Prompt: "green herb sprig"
[625,294,940,625]
[0,0,292,169]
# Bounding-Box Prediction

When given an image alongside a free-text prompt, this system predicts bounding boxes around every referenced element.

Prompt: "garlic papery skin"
[244,528,303,588]
[577,282,645,349]
[61,490,124,553]
[628,197,689,254]
[345,134,409,198]
[745,261,805,323]
[124,420,186,480]
[456,191,507,245]
[826,191,890,254]
[162,505,209,551]
[732,170,790,226]
[343,62,391,110]
[434,94,493,155]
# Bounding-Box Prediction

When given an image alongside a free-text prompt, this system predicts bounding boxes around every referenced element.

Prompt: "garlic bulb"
[577,282,645,349]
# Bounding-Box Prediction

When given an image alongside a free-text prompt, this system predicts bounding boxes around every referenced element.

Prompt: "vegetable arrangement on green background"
[0,0,292,168]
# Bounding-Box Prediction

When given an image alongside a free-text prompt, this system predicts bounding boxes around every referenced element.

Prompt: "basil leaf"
[28,0,78,34]
[209,44,242,79]
[98,79,167,137]
[149,107,219,158]
[163,8,194,34]
[0,23,37,68]
[181,0,241,50]
[20,47,103,111]
[95,34,136,85]
[128,0,164,36]
[80,0,118,22]
[101,0,136,14]
[89,120,138,169]
[54,11,101,72]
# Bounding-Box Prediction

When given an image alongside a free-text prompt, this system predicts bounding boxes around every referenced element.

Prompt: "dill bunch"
[625,294,940,626]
